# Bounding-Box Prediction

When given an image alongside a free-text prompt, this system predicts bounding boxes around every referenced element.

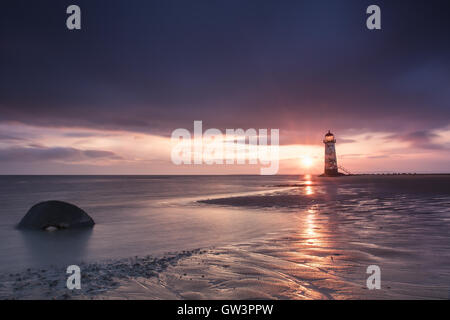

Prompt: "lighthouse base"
[320,170,346,177]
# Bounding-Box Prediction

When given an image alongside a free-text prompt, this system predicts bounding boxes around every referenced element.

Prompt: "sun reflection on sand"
[293,203,331,252]
[305,186,314,195]
[305,209,320,246]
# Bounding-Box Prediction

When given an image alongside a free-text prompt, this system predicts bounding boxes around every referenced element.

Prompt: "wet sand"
[2,220,447,299]
[1,175,449,300]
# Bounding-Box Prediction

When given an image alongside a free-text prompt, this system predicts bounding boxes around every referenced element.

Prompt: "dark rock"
[18,200,95,230]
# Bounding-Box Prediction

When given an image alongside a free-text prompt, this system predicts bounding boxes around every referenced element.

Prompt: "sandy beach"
[2,229,447,300]
[1,175,449,300]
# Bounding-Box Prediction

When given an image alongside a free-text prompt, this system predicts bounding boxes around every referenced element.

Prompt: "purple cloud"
[386,130,446,150]
[0,147,123,162]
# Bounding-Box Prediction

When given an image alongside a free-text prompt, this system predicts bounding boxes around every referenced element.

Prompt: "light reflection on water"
[304,175,314,195]
[305,186,314,195]
[305,210,319,246]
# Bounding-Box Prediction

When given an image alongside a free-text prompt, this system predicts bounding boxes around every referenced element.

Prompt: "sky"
[1,0,449,174]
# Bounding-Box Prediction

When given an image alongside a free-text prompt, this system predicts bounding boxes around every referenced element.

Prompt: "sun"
[301,156,314,168]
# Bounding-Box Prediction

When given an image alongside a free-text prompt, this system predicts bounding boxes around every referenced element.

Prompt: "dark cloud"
[338,138,357,144]
[0,146,122,162]
[26,143,46,148]
[62,132,105,138]
[0,0,449,136]
[340,154,364,159]
[83,150,122,159]
[386,130,447,150]
[0,134,24,141]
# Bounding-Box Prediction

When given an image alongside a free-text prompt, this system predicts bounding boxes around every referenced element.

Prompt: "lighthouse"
[323,130,339,176]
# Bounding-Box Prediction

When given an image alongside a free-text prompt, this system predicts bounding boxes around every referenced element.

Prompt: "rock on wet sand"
[17,200,95,230]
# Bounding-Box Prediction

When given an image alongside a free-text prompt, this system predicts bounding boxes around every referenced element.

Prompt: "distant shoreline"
[321,173,450,177]
[0,173,450,177]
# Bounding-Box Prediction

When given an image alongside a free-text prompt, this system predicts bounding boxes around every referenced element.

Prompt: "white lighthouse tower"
[323,130,339,176]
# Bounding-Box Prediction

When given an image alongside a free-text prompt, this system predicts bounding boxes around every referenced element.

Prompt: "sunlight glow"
[301,156,314,168]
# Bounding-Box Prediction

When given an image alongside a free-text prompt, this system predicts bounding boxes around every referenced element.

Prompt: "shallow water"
[0,175,294,272]
[0,175,449,299]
